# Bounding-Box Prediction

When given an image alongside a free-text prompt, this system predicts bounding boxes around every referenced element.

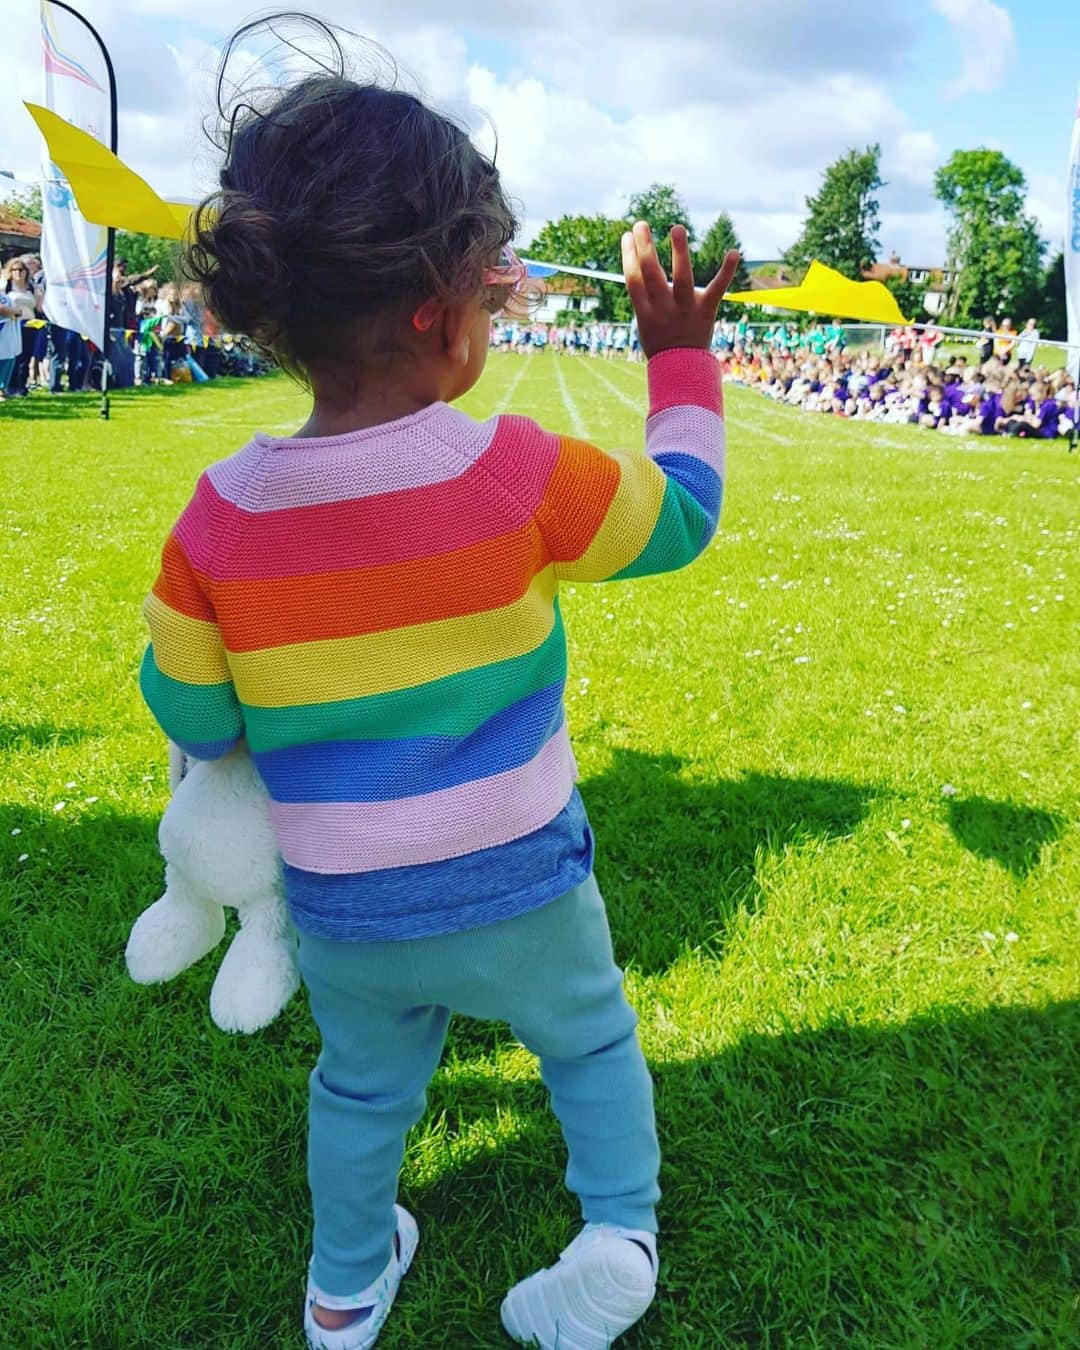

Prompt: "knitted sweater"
[141,347,725,939]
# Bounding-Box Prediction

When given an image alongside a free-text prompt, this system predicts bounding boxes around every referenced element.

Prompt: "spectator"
[0,267,25,398]
[1015,318,1040,368]
[26,255,49,390]
[718,326,1073,443]
[3,257,39,397]
[49,325,90,393]
[993,317,1016,364]
[158,287,188,382]
[918,324,943,366]
[134,281,162,386]
[977,317,995,364]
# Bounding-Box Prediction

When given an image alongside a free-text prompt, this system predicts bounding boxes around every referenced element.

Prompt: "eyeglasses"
[480,245,528,315]
[412,245,528,332]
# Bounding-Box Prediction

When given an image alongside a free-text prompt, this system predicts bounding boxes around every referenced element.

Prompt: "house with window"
[526,273,601,324]
[0,207,42,262]
[862,253,956,315]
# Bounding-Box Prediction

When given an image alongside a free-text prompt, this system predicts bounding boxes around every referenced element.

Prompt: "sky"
[2,0,1078,267]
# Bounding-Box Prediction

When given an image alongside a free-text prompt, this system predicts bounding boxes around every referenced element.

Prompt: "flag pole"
[45,0,117,420]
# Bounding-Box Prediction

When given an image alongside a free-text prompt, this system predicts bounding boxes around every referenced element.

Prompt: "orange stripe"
[152,533,215,622]
[204,520,551,652]
[537,435,620,562]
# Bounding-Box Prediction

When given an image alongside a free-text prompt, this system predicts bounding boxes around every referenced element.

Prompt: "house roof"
[0,209,43,257]
[530,272,600,297]
[0,208,43,240]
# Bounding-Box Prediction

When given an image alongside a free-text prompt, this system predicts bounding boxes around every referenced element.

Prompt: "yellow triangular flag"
[27,102,194,240]
[725,260,909,325]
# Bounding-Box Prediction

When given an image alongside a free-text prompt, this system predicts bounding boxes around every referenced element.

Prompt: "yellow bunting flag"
[724,260,909,326]
[26,102,194,240]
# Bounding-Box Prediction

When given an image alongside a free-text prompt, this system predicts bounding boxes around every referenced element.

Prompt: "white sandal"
[303,1205,418,1350]
[501,1223,658,1349]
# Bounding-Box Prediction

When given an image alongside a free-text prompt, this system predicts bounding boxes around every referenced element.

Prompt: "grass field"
[2,355,1078,1348]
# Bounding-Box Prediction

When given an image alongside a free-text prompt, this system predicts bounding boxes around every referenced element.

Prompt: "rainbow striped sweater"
[141,347,725,939]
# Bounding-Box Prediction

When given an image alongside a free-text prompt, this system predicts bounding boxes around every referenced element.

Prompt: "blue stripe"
[252,681,566,803]
[653,452,723,525]
[283,791,593,940]
[176,737,242,761]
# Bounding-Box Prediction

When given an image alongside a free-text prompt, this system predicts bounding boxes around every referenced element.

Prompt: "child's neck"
[294,370,444,439]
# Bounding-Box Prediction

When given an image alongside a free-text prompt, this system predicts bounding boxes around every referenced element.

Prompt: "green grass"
[2,358,1079,1348]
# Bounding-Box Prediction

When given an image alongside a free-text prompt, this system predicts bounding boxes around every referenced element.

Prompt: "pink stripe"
[645,404,725,478]
[269,726,576,872]
[647,348,722,415]
[42,46,105,92]
[178,414,558,580]
[207,405,497,511]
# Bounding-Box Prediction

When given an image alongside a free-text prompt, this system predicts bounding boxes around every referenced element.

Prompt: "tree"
[786,145,884,280]
[934,149,1045,325]
[884,273,929,322]
[2,183,43,222]
[693,212,750,293]
[526,213,631,320]
[625,183,694,272]
[1037,250,1067,339]
[113,230,179,282]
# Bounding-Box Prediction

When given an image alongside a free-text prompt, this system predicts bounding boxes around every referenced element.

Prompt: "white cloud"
[0,0,1024,267]
[930,0,1015,97]
[1027,171,1067,251]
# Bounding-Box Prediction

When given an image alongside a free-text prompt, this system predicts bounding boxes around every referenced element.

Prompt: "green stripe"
[612,477,711,580]
[241,601,569,752]
[140,647,245,746]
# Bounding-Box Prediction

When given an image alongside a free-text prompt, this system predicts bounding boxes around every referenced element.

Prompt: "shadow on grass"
[0,393,98,420]
[0,376,272,421]
[582,749,876,971]
[0,721,98,751]
[418,1000,1079,1346]
[947,795,1066,877]
[3,801,1077,1345]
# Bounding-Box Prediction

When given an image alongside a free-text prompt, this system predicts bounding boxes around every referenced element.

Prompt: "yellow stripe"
[228,567,560,707]
[560,452,666,581]
[144,593,231,686]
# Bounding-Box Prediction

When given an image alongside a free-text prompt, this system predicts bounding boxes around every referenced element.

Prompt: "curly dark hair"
[183,15,518,382]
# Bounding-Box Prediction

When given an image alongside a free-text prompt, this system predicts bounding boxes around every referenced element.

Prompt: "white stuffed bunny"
[125,742,300,1033]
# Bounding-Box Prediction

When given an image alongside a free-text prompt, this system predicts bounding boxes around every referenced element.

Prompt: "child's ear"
[442,303,473,367]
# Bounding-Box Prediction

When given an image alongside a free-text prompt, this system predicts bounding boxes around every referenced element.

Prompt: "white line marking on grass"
[582,360,643,413]
[554,356,588,438]
[601,359,798,446]
[492,359,528,415]
[723,412,794,446]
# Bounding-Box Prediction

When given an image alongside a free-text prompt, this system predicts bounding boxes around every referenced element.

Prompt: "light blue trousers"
[297,874,661,1296]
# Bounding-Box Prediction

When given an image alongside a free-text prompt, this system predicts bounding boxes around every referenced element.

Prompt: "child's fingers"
[703,249,742,308]
[621,230,647,309]
[670,225,694,305]
[632,221,668,301]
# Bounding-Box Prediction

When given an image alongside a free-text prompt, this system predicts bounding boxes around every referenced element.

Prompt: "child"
[140,21,736,1349]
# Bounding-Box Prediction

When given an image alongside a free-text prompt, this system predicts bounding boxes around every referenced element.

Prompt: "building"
[862,253,956,316]
[526,273,601,324]
[0,207,42,262]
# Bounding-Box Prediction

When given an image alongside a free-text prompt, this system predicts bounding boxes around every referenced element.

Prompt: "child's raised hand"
[621,221,740,358]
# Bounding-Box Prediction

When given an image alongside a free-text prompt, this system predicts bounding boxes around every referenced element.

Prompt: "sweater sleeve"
[139,526,244,760]
[533,347,725,582]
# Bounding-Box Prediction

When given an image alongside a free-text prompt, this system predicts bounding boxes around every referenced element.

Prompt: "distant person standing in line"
[993,317,1016,365]
[1015,318,1040,368]
[918,324,943,366]
[0,271,25,398]
[977,317,995,365]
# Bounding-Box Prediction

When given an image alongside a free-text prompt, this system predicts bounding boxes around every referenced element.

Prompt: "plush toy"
[125,743,300,1033]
